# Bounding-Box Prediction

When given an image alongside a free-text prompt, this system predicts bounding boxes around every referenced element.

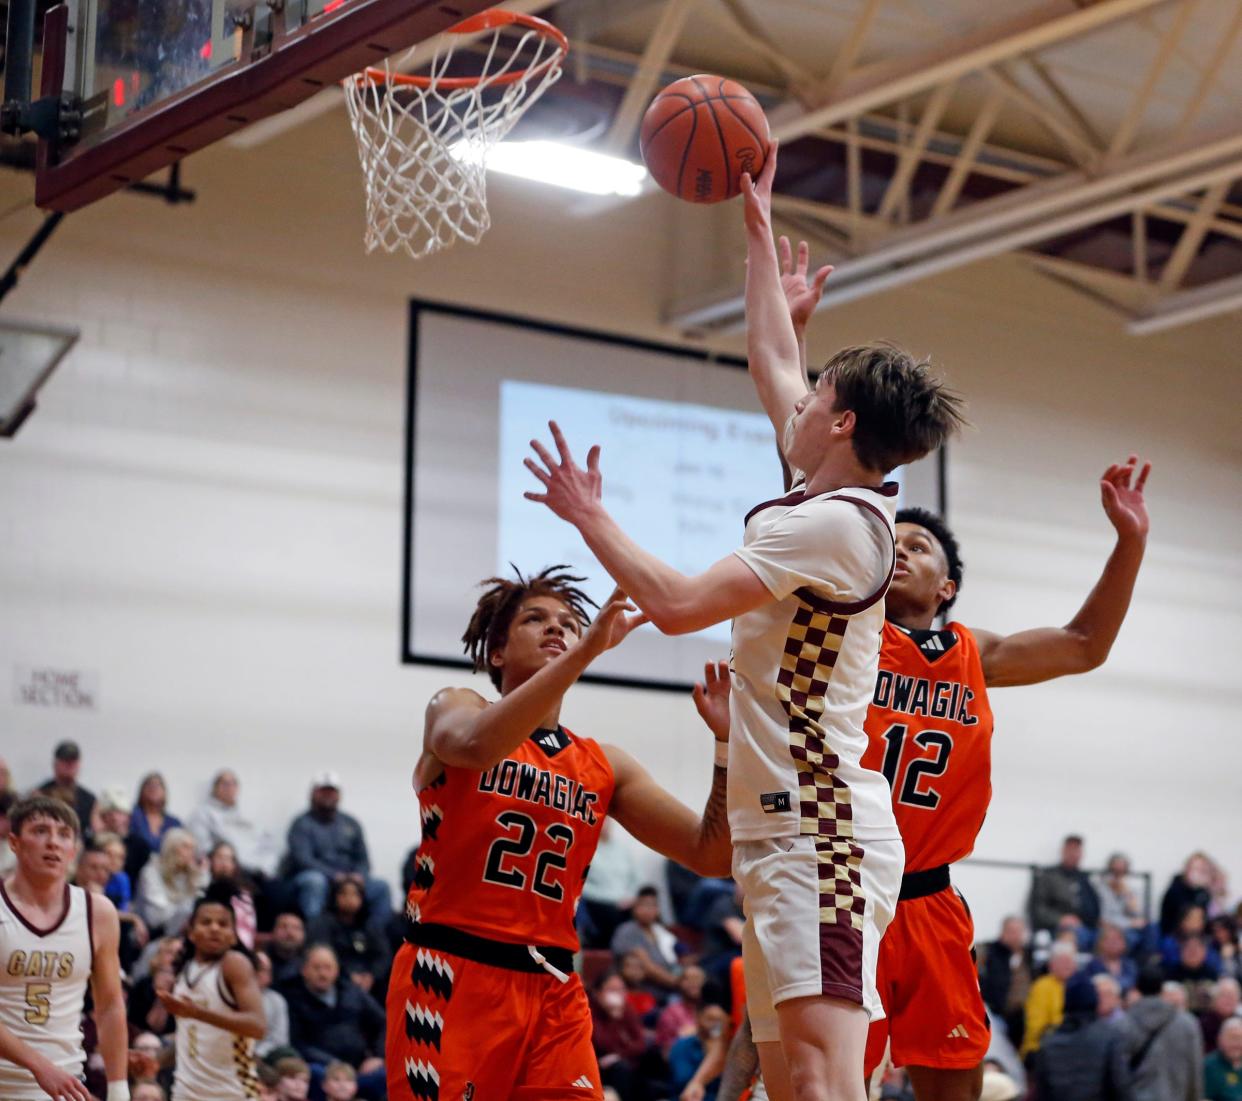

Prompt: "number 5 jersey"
[860,620,995,873]
[406,726,615,952]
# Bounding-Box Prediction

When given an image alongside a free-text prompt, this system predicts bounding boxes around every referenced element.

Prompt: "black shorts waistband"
[899,864,951,901]
[403,919,576,976]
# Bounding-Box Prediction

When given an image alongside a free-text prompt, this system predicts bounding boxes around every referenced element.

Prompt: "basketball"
[639,75,770,203]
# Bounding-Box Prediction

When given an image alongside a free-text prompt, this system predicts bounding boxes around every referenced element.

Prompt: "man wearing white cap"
[284,773,391,922]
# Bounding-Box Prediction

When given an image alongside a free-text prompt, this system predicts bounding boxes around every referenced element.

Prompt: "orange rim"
[354,10,568,91]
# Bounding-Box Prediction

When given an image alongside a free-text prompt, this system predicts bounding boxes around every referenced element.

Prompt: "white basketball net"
[343,16,567,260]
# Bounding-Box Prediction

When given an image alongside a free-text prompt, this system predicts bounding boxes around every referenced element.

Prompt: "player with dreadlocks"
[386,566,734,1101]
[713,240,1152,1101]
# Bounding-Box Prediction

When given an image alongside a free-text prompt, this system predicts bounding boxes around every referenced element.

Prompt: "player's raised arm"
[778,235,834,384]
[525,423,772,634]
[740,142,808,447]
[425,589,646,770]
[602,661,733,877]
[975,455,1150,687]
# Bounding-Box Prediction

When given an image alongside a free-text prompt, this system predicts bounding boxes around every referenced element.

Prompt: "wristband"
[107,1082,131,1101]
[714,741,729,769]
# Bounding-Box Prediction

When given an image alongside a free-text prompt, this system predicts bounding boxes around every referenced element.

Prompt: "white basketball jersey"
[0,882,93,1101]
[728,482,901,843]
[172,956,259,1101]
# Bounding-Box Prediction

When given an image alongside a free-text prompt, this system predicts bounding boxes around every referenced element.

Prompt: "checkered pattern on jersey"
[815,837,867,930]
[776,591,856,840]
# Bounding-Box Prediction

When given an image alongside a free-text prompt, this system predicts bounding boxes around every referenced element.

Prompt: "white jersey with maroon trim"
[171,956,259,1101]
[0,882,93,1101]
[728,482,900,843]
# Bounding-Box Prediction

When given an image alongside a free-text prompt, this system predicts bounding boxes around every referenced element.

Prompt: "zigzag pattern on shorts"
[410,948,455,1000]
[405,1057,440,1101]
[405,1000,445,1050]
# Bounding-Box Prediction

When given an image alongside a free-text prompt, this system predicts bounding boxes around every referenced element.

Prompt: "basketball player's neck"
[10,864,68,910]
[889,607,937,632]
[501,672,562,732]
[801,449,884,497]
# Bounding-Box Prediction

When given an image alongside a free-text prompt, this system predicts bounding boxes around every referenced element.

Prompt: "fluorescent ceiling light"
[452,140,647,197]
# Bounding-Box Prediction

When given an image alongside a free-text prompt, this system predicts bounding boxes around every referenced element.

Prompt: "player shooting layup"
[524,143,965,1101]
[0,796,129,1101]
[719,234,1151,1101]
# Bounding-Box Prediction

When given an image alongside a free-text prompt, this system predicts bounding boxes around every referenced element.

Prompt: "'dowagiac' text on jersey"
[859,621,995,872]
[406,726,614,952]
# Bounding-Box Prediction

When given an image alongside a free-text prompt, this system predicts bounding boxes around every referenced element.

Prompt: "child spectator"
[96,831,132,910]
[273,1056,311,1101]
[323,1061,359,1101]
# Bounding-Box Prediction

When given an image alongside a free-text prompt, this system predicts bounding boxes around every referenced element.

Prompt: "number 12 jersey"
[859,621,995,872]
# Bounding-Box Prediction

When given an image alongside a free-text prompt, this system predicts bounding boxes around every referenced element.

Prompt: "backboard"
[34,0,495,211]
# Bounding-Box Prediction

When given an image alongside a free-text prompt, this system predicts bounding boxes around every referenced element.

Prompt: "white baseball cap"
[310,771,341,791]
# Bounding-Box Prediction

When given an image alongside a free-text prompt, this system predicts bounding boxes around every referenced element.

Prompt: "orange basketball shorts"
[386,940,603,1101]
[864,886,990,1074]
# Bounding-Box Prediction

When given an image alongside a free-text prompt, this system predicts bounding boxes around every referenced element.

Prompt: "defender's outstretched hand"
[692,660,731,743]
[583,588,648,658]
[1100,454,1150,540]
[739,139,779,234]
[524,420,602,525]
[779,236,833,331]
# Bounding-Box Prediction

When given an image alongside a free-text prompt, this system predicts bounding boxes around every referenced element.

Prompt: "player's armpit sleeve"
[732,500,889,603]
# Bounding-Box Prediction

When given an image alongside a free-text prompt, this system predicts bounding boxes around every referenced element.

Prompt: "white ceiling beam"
[875,80,956,222]
[818,0,885,97]
[604,0,700,154]
[670,123,1242,330]
[766,0,1171,143]
[931,84,1006,217]
[1023,56,1106,150]
[1173,2,1242,134]
[1128,270,1242,333]
[713,0,814,88]
[985,65,1099,169]
[1157,177,1233,290]
[228,0,559,148]
[1106,0,1199,160]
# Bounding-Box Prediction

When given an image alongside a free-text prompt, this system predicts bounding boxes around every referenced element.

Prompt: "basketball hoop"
[343,9,568,260]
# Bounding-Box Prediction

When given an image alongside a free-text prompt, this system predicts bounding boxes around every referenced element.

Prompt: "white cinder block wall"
[1,130,1239,942]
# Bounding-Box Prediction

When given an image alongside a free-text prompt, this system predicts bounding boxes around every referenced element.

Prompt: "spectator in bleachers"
[1021,940,1079,1059]
[1097,852,1147,941]
[97,786,150,883]
[1125,965,1204,1101]
[1169,936,1222,1014]
[1093,973,1127,1026]
[74,839,147,968]
[1202,979,1242,1054]
[323,1061,359,1101]
[1163,853,1216,936]
[273,1056,312,1101]
[656,963,708,1057]
[668,1002,729,1101]
[1032,972,1132,1101]
[254,950,291,1060]
[135,827,208,936]
[129,954,178,1037]
[1165,907,1214,963]
[187,768,280,879]
[306,877,390,997]
[0,790,16,877]
[282,944,386,1096]
[981,915,1034,1045]
[591,970,659,1099]
[698,880,744,984]
[611,885,680,997]
[1205,1018,1242,1101]
[618,949,659,1017]
[1087,922,1139,994]
[207,841,257,948]
[1030,834,1101,937]
[37,740,101,840]
[129,772,182,853]
[579,820,641,949]
[1211,918,1241,981]
[284,772,391,922]
[96,831,132,912]
[268,911,307,986]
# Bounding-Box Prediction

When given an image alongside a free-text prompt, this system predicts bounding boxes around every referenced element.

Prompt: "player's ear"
[938,577,957,608]
[833,407,856,438]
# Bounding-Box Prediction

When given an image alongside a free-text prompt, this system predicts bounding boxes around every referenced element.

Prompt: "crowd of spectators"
[4,745,1241,1101]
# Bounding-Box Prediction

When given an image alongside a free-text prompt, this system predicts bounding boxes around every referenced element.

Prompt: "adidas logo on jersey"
[947,1024,971,1039]
[571,1076,594,1089]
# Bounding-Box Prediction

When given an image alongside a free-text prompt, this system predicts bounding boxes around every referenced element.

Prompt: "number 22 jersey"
[859,621,995,873]
[406,726,615,952]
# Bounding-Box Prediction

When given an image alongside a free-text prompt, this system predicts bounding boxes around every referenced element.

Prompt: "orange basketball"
[639,76,770,204]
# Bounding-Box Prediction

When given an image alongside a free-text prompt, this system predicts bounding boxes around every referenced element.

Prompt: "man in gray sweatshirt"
[1124,965,1204,1101]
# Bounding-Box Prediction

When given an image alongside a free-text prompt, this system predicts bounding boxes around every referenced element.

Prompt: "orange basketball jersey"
[407,726,615,953]
[860,621,994,872]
